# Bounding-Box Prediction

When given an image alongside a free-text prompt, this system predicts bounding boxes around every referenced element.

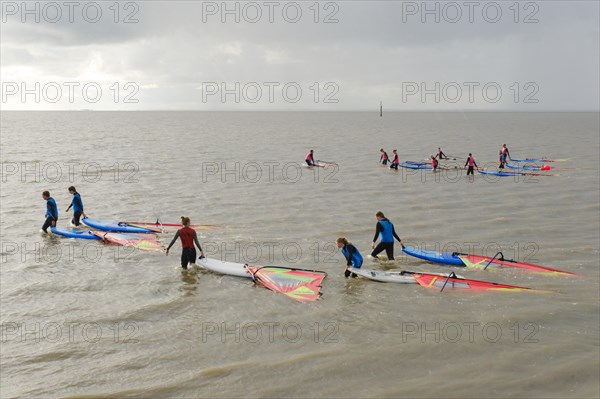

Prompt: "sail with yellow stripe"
[92,231,165,252]
[245,266,327,302]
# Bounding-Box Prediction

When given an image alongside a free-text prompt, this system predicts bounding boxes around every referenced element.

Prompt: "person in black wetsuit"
[42,191,58,233]
[336,237,363,278]
[435,147,448,160]
[370,211,404,260]
[65,186,85,226]
[166,216,205,269]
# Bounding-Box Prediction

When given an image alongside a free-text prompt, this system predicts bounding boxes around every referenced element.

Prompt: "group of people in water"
[41,186,85,233]
[43,144,512,275]
[42,187,403,277]
[378,144,512,174]
[41,187,206,270]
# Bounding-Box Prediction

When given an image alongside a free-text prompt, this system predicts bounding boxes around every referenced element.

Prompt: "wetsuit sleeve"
[464,158,469,167]
[66,200,72,211]
[193,231,202,252]
[373,222,382,242]
[166,230,180,251]
[392,227,402,242]
[474,160,478,168]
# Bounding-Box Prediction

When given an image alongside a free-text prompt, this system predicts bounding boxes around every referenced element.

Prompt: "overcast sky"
[1,1,598,111]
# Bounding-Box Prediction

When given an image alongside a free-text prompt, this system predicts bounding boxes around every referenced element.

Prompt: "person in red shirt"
[389,149,399,170]
[379,148,389,165]
[305,149,315,166]
[431,155,439,172]
[166,216,205,269]
[464,153,478,175]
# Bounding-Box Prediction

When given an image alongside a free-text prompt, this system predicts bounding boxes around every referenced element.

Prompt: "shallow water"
[1,111,598,398]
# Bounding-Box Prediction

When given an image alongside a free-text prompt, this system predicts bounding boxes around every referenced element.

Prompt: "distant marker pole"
[380,101,383,117]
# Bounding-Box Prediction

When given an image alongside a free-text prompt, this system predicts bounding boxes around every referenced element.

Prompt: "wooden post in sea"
[380,101,382,117]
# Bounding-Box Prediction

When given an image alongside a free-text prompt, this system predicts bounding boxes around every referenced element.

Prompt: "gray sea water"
[1,111,599,398]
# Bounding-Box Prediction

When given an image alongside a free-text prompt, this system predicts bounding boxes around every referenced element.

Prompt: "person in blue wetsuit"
[65,186,85,226]
[336,237,363,278]
[371,211,404,260]
[42,190,58,233]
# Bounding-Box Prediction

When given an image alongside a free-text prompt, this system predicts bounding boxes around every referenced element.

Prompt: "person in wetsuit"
[435,147,448,160]
[389,149,399,170]
[370,211,404,260]
[166,216,205,269]
[380,148,389,165]
[465,153,478,175]
[431,155,439,172]
[336,237,363,278]
[42,190,58,233]
[305,150,315,166]
[500,144,510,164]
[65,186,85,226]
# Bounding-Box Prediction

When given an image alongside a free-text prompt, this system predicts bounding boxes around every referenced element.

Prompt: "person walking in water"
[465,153,478,176]
[500,144,511,164]
[431,155,439,172]
[42,191,58,233]
[371,211,404,260]
[166,216,205,269]
[65,186,85,226]
[336,237,363,278]
[389,149,399,170]
[380,148,389,165]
